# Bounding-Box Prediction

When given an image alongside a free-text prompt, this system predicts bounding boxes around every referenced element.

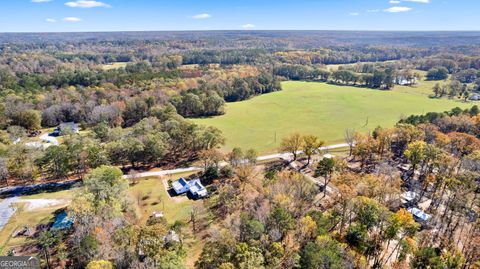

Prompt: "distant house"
[172,178,208,198]
[52,122,79,136]
[396,76,418,86]
[408,207,431,223]
[469,94,480,101]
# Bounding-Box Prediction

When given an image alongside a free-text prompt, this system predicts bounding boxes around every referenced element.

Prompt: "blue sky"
[0,0,478,32]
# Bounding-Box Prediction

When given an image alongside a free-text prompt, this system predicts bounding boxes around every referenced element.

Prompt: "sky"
[0,0,478,32]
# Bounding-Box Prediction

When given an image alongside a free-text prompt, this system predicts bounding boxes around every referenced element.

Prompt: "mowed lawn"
[192,80,472,153]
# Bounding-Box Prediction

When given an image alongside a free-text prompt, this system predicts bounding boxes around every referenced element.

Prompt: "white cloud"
[241,24,256,29]
[349,12,360,16]
[32,0,53,2]
[404,0,429,3]
[62,17,82,22]
[389,0,401,4]
[65,0,110,8]
[191,13,212,19]
[384,6,412,12]
[45,18,57,23]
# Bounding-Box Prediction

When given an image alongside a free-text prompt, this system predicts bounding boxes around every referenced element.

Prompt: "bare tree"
[344,129,356,156]
[128,169,140,185]
[190,205,199,235]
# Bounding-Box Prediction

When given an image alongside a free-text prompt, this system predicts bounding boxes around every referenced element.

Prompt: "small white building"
[408,207,431,223]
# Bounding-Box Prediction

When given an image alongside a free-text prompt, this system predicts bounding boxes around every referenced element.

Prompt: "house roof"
[172,178,208,197]
[189,179,208,197]
[402,191,417,202]
[408,207,431,222]
[172,178,189,192]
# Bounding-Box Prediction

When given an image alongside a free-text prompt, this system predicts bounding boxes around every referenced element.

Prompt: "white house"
[172,178,208,198]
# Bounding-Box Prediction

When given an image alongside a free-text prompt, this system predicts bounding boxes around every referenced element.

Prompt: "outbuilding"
[408,207,431,223]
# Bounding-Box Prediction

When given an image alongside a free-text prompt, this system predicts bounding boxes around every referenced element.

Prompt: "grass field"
[0,189,73,254]
[192,80,472,153]
[129,172,204,224]
[101,62,129,71]
[0,171,203,255]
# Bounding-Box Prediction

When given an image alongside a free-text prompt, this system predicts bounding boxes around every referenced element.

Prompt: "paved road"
[123,167,203,179]
[257,143,350,161]
[0,143,349,231]
[0,197,19,230]
[126,143,350,179]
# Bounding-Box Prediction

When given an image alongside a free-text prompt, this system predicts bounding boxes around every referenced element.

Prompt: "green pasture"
[192,80,471,153]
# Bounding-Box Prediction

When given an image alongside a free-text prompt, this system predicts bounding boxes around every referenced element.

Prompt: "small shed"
[152,211,164,218]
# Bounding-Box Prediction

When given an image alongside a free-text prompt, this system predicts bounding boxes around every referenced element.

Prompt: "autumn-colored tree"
[315,157,335,197]
[86,260,113,269]
[302,135,324,165]
[448,132,480,157]
[404,140,427,172]
[280,133,303,161]
[352,133,377,170]
[199,148,224,169]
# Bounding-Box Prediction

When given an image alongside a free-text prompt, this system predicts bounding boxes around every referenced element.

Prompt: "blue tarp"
[51,211,74,230]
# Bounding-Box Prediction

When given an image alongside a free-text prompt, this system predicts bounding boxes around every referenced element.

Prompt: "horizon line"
[1,29,480,34]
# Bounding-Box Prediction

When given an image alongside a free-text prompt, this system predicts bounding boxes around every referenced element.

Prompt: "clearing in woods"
[192,80,471,153]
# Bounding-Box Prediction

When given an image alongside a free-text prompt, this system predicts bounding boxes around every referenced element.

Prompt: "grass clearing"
[101,62,129,71]
[128,172,209,267]
[0,189,74,254]
[128,172,204,224]
[0,170,205,255]
[192,80,472,153]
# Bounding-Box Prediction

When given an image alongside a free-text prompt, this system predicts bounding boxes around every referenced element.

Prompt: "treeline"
[275,46,429,65]
[399,105,479,127]
[0,61,179,96]
[274,64,330,81]
[171,72,281,117]
[274,64,417,89]
[182,49,266,65]
[1,110,224,183]
[417,56,480,73]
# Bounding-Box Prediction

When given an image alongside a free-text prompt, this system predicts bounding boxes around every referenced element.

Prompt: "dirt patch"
[19,199,68,211]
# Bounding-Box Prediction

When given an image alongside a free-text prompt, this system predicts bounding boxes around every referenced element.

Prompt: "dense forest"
[0,31,480,269]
